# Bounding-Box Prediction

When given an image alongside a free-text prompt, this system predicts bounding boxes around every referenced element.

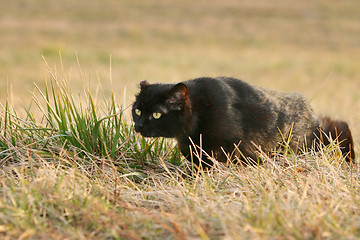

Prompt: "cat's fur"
[132,77,355,167]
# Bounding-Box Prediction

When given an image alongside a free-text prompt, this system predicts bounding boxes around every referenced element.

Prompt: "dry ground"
[0,0,360,239]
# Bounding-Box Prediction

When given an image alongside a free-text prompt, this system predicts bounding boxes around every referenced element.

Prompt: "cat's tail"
[315,116,355,162]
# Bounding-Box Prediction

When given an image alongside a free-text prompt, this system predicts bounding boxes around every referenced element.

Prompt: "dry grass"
[0,0,359,239]
[0,143,359,239]
[1,1,360,111]
[0,64,359,239]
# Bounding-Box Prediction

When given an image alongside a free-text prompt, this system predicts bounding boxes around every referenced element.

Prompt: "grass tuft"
[1,62,180,174]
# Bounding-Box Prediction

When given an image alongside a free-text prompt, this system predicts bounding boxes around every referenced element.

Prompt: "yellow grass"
[0,0,359,239]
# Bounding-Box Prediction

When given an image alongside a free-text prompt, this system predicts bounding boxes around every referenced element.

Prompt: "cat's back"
[218,76,312,110]
[182,76,316,123]
[183,76,259,102]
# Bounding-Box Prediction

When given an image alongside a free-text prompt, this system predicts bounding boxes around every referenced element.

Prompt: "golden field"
[0,0,360,239]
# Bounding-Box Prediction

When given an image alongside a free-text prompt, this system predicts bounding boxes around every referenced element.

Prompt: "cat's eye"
[135,109,141,116]
[153,112,162,119]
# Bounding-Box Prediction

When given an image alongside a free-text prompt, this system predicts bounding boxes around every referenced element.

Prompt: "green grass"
[1,63,180,174]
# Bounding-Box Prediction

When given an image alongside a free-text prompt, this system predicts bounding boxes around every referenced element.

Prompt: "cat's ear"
[170,83,189,101]
[167,83,189,110]
[140,80,150,90]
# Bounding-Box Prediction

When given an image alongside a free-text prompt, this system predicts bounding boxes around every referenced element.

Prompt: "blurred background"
[0,0,359,143]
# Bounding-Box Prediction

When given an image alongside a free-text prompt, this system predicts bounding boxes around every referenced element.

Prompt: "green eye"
[135,109,141,116]
[153,112,162,119]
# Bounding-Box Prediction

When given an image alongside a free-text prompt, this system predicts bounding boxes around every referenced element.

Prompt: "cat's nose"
[135,123,144,132]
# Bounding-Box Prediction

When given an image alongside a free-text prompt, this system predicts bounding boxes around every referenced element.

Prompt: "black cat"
[132,77,355,167]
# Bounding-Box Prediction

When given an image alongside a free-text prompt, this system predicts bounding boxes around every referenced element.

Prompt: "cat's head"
[132,80,192,138]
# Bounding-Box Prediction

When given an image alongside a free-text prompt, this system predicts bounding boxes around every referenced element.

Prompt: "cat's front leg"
[177,137,214,168]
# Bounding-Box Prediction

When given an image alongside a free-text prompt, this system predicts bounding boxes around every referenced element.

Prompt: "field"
[1,0,360,239]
